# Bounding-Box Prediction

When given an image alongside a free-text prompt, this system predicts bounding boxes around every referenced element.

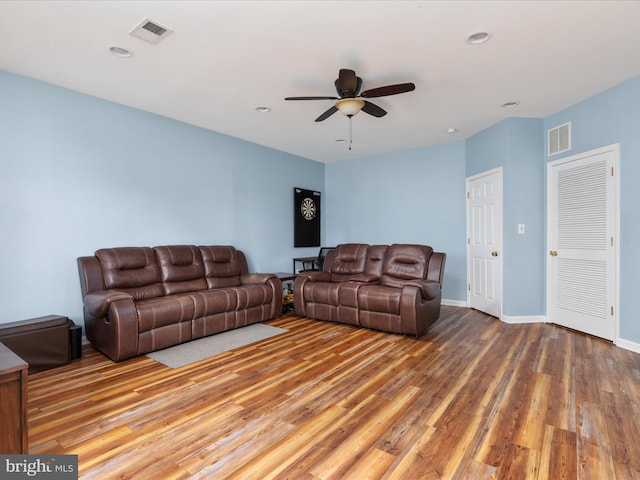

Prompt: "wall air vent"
[129,18,173,44]
[548,122,571,156]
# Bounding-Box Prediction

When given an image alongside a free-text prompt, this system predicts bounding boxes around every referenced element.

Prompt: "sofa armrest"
[297,271,331,282]
[240,273,283,318]
[240,273,276,285]
[84,290,133,318]
[404,280,441,301]
[399,281,443,336]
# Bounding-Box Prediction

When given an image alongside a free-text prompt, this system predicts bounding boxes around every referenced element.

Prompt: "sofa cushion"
[357,285,401,314]
[136,294,196,333]
[155,245,207,295]
[96,247,164,300]
[199,246,244,288]
[380,244,433,288]
[190,289,238,317]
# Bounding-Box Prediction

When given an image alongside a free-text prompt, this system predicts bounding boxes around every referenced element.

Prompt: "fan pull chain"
[348,115,353,151]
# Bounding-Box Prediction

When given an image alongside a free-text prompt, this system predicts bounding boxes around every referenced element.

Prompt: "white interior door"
[467,168,502,318]
[547,145,618,341]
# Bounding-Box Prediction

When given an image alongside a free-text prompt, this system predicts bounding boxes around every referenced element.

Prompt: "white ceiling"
[1,1,640,163]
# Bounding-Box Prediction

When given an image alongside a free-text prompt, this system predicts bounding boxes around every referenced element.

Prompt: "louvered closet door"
[547,145,617,341]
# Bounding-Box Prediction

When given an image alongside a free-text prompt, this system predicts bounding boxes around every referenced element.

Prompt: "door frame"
[466,167,503,318]
[545,143,620,343]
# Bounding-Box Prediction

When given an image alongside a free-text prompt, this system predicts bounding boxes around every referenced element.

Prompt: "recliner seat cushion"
[136,294,196,333]
[190,289,238,317]
[357,285,401,314]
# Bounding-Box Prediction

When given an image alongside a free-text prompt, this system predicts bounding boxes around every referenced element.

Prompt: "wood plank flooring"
[27,306,640,479]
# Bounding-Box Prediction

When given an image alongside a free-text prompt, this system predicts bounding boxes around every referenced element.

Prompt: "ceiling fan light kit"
[336,98,365,117]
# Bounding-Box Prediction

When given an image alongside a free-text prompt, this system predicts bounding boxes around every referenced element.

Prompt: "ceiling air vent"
[548,122,571,156]
[129,18,173,44]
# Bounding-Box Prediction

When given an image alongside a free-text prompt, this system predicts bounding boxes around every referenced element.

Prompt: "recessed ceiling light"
[109,46,133,58]
[466,32,491,45]
[502,101,520,108]
[447,128,458,134]
[335,139,346,143]
[255,106,271,113]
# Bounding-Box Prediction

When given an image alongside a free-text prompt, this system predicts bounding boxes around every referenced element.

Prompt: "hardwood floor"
[27,306,640,479]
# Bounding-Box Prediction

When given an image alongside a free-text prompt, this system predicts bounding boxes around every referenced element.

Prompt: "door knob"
[549,250,558,256]
[491,251,499,257]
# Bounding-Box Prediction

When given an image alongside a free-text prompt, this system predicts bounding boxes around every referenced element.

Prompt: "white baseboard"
[440,302,548,325]
[616,338,640,354]
[442,299,467,307]
[440,303,640,353]
[500,314,547,324]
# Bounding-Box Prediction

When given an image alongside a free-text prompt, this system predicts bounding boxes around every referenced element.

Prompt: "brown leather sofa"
[294,243,445,336]
[77,245,282,362]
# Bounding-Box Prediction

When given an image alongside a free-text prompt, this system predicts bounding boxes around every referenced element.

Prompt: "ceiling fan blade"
[336,69,358,96]
[360,82,416,98]
[315,105,338,122]
[361,101,387,118]
[285,96,338,101]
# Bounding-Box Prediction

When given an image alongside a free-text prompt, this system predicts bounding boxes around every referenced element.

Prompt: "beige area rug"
[147,323,288,368]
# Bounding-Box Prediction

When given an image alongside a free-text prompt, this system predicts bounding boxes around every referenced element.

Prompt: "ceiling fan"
[285,68,416,122]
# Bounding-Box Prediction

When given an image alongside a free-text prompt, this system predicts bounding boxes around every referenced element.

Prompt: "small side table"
[275,272,297,313]
[0,342,28,453]
[292,256,317,274]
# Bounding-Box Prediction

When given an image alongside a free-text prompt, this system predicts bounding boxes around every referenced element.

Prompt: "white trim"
[442,299,467,307]
[616,338,640,355]
[501,314,547,324]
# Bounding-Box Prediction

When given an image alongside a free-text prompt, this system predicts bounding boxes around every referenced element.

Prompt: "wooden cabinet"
[0,342,28,453]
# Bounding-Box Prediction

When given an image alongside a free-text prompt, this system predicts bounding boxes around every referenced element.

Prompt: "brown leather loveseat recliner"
[294,243,445,336]
[77,245,282,362]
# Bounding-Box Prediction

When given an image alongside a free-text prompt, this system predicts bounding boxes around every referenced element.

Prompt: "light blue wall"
[465,121,510,177]
[545,75,640,343]
[325,142,467,302]
[505,119,545,316]
[3,66,638,345]
[0,70,323,325]
[466,118,545,317]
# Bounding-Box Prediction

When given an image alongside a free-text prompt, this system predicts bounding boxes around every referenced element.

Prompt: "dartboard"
[301,197,316,220]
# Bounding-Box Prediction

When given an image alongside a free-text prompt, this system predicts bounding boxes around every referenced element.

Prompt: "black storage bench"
[0,315,76,373]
